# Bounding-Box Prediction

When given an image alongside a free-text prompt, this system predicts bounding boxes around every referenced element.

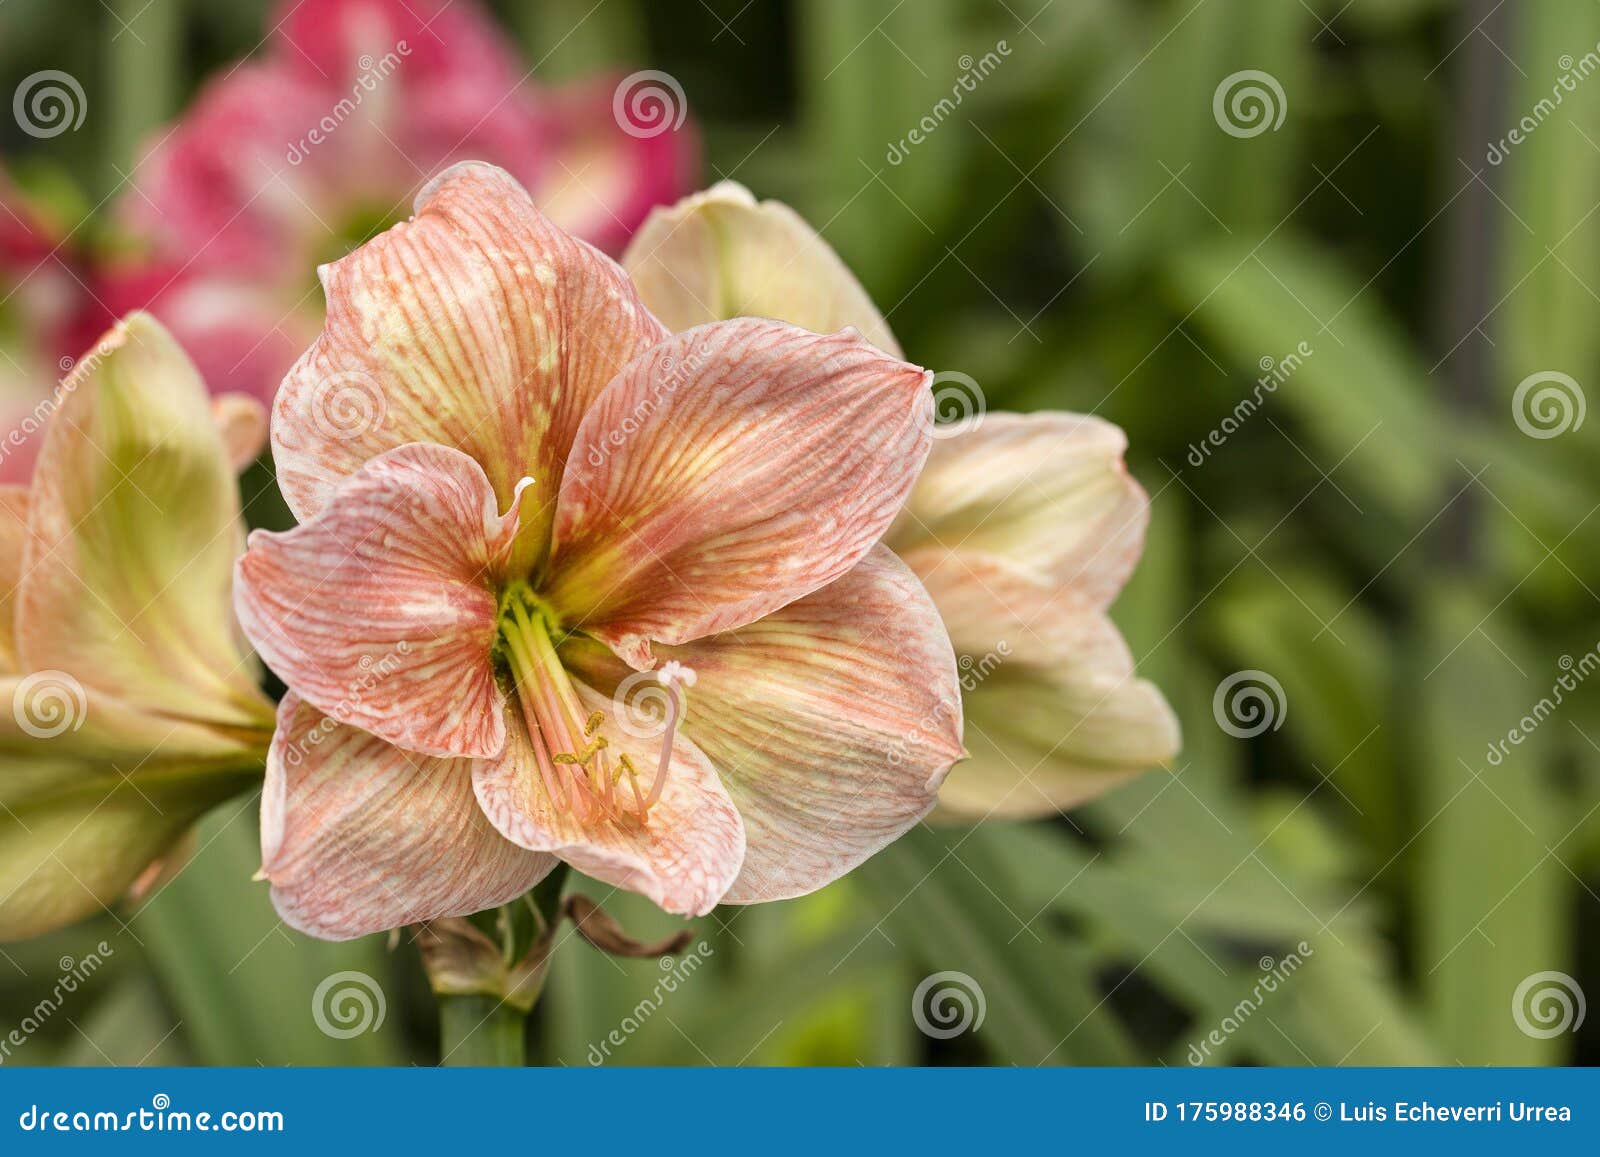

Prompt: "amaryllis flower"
[0,314,274,940]
[121,0,696,406]
[624,182,1180,819]
[232,163,963,939]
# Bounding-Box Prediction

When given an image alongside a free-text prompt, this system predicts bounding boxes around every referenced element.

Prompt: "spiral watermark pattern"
[1212,669,1287,738]
[1512,370,1585,439]
[12,670,87,739]
[613,70,687,139]
[311,970,387,1039]
[911,971,987,1039]
[1512,971,1586,1039]
[13,70,87,138]
[926,370,985,439]
[612,670,673,740]
[310,372,387,439]
[1212,70,1287,139]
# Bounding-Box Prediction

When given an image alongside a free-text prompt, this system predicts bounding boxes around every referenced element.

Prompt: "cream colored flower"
[624,183,1180,819]
[0,314,274,939]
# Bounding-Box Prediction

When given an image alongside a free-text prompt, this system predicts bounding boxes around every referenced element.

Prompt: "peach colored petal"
[0,485,27,672]
[568,546,963,903]
[545,319,934,667]
[210,393,268,471]
[623,181,901,356]
[18,314,271,729]
[906,549,1180,819]
[270,162,667,564]
[236,443,525,760]
[262,693,556,941]
[887,411,1148,607]
[472,684,745,917]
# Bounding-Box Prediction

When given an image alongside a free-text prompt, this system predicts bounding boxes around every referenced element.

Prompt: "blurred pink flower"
[0,177,162,484]
[121,0,696,406]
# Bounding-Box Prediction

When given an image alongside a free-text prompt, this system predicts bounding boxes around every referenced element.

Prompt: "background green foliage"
[2,0,1597,1066]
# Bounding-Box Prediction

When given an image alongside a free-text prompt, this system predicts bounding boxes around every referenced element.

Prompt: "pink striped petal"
[888,412,1149,607]
[568,546,964,903]
[271,162,667,559]
[472,686,746,917]
[545,319,934,667]
[235,443,524,760]
[907,549,1180,819]
[262,694,556,941]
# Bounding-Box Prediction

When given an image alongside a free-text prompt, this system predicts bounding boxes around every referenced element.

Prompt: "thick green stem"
[429,866,571,1066]
[438,994,527,1067]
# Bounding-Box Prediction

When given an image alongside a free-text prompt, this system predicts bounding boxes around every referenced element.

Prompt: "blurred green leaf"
[1413,585,1569,1063]
[133,799,408,1066]
[856,824,1137,1065]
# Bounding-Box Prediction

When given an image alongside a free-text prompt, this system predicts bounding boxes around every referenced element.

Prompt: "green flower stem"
[432,866,570,1066]
[439,994,527,1067]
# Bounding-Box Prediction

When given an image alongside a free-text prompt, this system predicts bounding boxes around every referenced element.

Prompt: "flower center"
[495,585,687,825]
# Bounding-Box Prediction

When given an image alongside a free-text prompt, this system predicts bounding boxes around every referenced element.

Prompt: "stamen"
[499,592,707,825]
[497,587,701,827]
[500,588,614,825]
[615,753,647,812]
[551,735,608,766]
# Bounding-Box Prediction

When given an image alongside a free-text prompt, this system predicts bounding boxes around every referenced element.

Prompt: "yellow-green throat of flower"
[495,582,691,826]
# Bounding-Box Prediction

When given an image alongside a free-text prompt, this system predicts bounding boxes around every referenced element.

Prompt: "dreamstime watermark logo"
[585,940,714,1064]
[613,70,687,139]
[311,971,386,1039]
[1212,669,1286,738]
[1512,370,1584,439]
[1485,645,1600,767]
[1,941,114,1064]
[13,70,86,138]
[912,971,986,1039]
[1512,971,1586,1039]
[586,340,715,467]
[0,350,98,474]
[286,43,411,163]
[17,1094,283,1133]
[886,41,1012,165]
[1186,942,1313,1064]
[884,692,959,769]
[1487,47,1600,165]
[924,371,985,439]
[310,371,387,439]
[12,671,87,739]
[1187,341,1313,466]
[611,669,678,740]
[280,642,411,766]
[1212,70,1287,138]
[959,640,1011,693]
